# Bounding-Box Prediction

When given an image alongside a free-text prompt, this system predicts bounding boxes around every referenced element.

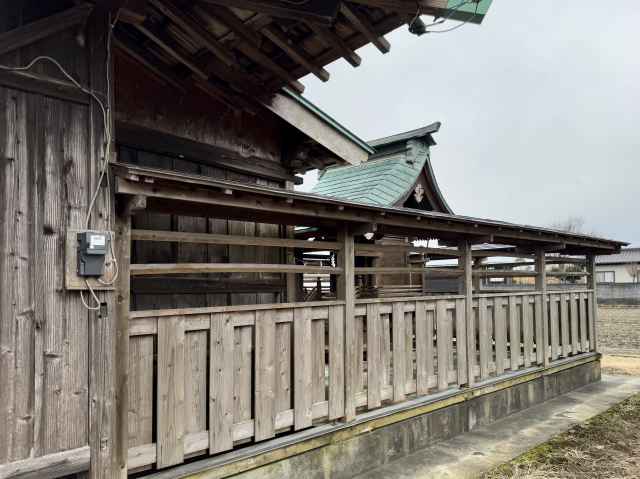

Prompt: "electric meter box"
[77,231,109,277]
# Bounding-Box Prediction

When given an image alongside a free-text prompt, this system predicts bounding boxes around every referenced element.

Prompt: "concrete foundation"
[148,356,601,479]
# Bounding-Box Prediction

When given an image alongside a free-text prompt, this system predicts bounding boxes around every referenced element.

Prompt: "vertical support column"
[586,254,598,352]
[87,5,117,478]
[114,196,144,477]
[535,249,549,367]
[458,239,473,387]
[337,224,356,421]
[284,181,298,302]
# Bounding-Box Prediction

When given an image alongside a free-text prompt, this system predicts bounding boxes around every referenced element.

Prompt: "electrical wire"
[427,0,481,33]
[409,0,481,35]
[0,11,122,308]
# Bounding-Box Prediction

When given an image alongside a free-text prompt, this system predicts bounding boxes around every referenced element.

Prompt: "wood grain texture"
[550,295,560,361]
[156,316,186,468]
[366,303,381,409]
[392,302,406,402]
[478,297,490,379]
[255,309,276,440]
[522,295,533,368]
[560,294,570,358]
[455,298,467,386]
[494,297,507,376]
[415,302,429,395]
[509,296,520,371]
[293,307,312,430]
[328,305,344,420]
[436,300,449,391]
[209,313,234,454]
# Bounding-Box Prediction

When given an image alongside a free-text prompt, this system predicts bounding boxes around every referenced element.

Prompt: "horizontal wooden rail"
[472,270,589,278]
[0,446,90,479]
[130,263,343,276]
[355,244,460,257]
[131,229,342,250]
[355,267,463,275]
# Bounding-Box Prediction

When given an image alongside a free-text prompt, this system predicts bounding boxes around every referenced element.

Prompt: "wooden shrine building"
[0,1,628,479]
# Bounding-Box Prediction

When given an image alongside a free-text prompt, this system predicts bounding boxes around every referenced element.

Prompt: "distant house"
[596,248,640,283]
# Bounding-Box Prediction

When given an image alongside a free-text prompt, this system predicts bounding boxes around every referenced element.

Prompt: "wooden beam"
[198,5,306,93]
[0,69,89,105]
[356,244,459,257]
[340,3,390,54]
[261,24,330,82]
[308,22,362,67]
[131,229,342,250]
[0,446,90,479]
[586,255,598,352]
[130,263,344,275]
[148,0,235,67]
[0,4,93,56]
[132,277,284,294]
[113,37,187,92]
[356,267,463,275]
[198,0,340,25]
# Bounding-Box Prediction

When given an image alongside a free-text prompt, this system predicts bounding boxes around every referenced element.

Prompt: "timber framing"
[112,162,624,254]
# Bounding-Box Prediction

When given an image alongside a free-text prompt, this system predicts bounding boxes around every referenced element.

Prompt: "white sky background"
[296,0,640,246]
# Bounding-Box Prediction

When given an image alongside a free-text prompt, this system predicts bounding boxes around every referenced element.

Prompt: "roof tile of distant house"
[596,248,640,264]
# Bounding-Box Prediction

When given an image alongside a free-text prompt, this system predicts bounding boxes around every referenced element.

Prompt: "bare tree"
[625,263,640,283]
[550,216,587,234]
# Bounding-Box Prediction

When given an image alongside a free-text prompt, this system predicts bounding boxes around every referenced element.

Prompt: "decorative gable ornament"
[414,183,425,204]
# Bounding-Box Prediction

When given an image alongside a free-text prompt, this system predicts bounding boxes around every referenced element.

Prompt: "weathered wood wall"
[0,1,92,466]
[114,51,297,310]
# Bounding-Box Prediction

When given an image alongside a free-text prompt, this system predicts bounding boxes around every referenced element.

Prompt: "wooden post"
[458,239,473,387]
[586,254,599,352]
[87,6,118,478]
[337,224,356,421]
[284,180,298,302]
[535,249,549,367]
[114,196,144,477]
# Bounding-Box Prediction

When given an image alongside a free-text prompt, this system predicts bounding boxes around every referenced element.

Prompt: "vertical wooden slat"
[494,297,507,375]
[157,316,186,468]
[509,296,519,371]
[235,324,254,422]
[355,316,364,393]
[535,249,549,367]
[570,293,579,355]
[328,305,344,420]
[436,300,449,391]
[415,301,429,395]
[586,256,599,352]
[405,311,414,394]
[478,297,490,380]
[550,295,560,361]
[338,226,356,420]
[560,294,570,357]
[392,302,406,402]
[522,295,533,368]
[274,322,291,415]
[311,318,326,403]
[366,303,381,409]
[534,295,544,365]
[128,336,154,449]
[381,313,391,388]
[294,307,312,430]
[579,292,588,352]
[184,331,208,434]
[209,313,234,454]
[255,309,276,440]
[455,298,468,386]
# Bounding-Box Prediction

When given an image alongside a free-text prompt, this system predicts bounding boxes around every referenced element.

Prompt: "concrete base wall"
[232,359,601,479]
[598,305,640,355]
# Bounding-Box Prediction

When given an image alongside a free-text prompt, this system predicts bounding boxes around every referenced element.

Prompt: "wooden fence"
[126,290,596,471]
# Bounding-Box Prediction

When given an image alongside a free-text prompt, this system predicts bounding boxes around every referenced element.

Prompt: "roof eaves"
[281,87,375,155]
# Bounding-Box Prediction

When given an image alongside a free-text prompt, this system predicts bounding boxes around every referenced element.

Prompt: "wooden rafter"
[198,0,340,25]
[340,3,390,54]
[197,4,306,93]
[308,22,362,67]
[261,24,330,82]
[0,3,93,56]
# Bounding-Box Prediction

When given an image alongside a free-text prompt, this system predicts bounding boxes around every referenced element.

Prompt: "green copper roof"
[312,150,428,207]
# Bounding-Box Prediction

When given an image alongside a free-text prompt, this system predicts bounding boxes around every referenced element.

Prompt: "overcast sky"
[297,0,639,246]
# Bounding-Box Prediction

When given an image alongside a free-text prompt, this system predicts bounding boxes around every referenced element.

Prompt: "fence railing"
[126,290,596,471]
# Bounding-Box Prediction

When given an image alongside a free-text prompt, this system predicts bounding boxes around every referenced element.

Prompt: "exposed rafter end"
[340,3,390,54]
[308,22,362,67]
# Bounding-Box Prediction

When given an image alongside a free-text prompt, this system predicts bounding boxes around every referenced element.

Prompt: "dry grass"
[483,393,640,479]
[602,355,640,376]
